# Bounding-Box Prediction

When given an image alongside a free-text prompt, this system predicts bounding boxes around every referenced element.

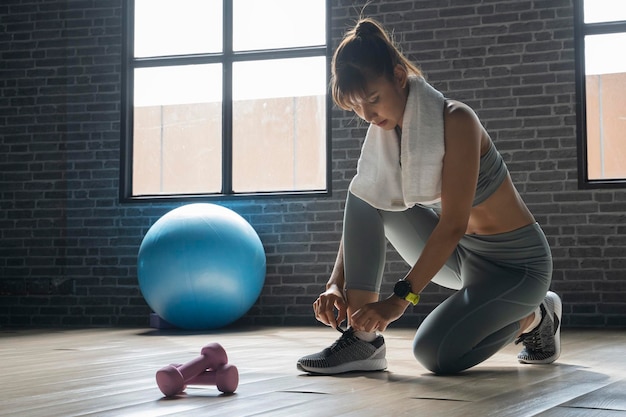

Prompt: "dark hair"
[331,18,423,110]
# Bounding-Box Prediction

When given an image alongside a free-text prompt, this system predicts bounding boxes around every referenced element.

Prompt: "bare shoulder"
[443,99,489,151]
[443,99,480,128]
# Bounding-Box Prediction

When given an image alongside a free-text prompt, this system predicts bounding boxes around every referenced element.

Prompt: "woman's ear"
[393,64,409,88]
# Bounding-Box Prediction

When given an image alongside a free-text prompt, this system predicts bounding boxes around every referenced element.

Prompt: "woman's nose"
[362,106,375,123]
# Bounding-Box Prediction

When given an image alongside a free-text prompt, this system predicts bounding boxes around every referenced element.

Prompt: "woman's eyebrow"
[365,91,379,100]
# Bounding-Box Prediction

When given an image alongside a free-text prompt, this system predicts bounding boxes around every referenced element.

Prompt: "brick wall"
[1,0,624,328]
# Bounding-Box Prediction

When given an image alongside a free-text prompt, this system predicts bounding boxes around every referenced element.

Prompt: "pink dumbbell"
[186,363,239,394]
[156,342,230,397]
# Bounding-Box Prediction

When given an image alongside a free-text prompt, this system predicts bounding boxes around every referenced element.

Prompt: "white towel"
[349,76,445,211]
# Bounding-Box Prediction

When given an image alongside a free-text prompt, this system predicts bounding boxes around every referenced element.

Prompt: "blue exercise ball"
[137,203,266,330]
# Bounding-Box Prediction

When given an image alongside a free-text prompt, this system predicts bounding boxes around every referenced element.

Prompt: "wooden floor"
[1,327,625,417]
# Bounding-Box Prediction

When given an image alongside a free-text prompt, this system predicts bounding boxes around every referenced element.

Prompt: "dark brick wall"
[1,0,624,328]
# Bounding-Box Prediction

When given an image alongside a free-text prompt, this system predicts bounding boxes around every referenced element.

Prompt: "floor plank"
[558,379,626,411]
[1,327,625,417]
[537,407,626,417]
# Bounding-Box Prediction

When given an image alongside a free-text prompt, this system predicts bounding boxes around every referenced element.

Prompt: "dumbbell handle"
[156,343,228,397]
[186,363,239,393]
[178,343,227,379]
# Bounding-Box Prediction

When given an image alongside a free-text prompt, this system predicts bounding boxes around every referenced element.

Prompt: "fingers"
[351,308,373,332]
[313,295,345,329]
[351,307,387,333]
[335,305,347,329]
[313,299,332,327]
[332,296,347,328]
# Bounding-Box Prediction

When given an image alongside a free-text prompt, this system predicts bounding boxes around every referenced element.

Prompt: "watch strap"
[404,291,420,305]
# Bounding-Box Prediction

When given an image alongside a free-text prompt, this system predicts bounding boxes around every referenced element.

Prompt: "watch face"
[394,280,411,298]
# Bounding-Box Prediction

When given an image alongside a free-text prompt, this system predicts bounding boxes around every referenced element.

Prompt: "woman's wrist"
[387,293,411,309]
[326,275,344,291]
[326,283,343,294]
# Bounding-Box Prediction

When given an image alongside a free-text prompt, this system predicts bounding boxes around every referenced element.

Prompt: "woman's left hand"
[350,296,410,332]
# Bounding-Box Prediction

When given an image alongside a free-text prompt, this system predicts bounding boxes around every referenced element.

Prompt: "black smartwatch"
[393,279,420,305]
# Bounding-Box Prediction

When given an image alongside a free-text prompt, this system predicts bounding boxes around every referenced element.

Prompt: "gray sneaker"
[297,328,387,375]
[516,291,562,364]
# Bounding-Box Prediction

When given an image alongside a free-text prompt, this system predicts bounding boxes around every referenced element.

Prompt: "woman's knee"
[413,341,465,374]
[413,322,468,375]
[413,328,446,374]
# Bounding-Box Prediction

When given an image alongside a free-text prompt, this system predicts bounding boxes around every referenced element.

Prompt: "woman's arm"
[403,101,483,294]
[313,238,348,328]
[327,238,346,291]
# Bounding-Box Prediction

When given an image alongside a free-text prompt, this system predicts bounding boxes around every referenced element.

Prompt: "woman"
[297,18,561,375]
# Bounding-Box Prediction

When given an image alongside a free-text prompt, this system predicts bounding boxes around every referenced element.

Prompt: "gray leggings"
[343,192,553,374]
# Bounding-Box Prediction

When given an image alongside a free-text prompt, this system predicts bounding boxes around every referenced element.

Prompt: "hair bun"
[355,19,380,37]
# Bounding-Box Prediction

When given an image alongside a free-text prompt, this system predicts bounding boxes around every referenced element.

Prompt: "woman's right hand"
[313,284,347,329]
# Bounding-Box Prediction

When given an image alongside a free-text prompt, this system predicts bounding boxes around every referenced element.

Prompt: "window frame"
[574,0,626,189]
[120,0,332,202]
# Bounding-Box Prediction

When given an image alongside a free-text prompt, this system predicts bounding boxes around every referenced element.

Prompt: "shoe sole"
[297,358,388,375]
[519,291,562,365]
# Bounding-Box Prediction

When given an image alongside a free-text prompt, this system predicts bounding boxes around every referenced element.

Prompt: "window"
[574,0,626,188]
[121,0,331,201]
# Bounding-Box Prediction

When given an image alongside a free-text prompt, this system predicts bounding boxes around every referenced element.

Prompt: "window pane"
[584,34,626,180]
[134,0,222,57]
[585,33,626,75]
[133,65,223,195]
[584,0,626,23]
[232,57,327,192]
[233,0,325,51]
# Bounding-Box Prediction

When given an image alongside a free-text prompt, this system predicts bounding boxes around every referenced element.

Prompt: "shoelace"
[329,327,357,352]
[515,329,544,349]
[515,304,549,348]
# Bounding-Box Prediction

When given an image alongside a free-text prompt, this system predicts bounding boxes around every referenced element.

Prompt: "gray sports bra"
[419,143,508,211]
[473,143,508,205]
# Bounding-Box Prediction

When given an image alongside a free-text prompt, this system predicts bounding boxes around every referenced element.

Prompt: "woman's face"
[350,67,408,130]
